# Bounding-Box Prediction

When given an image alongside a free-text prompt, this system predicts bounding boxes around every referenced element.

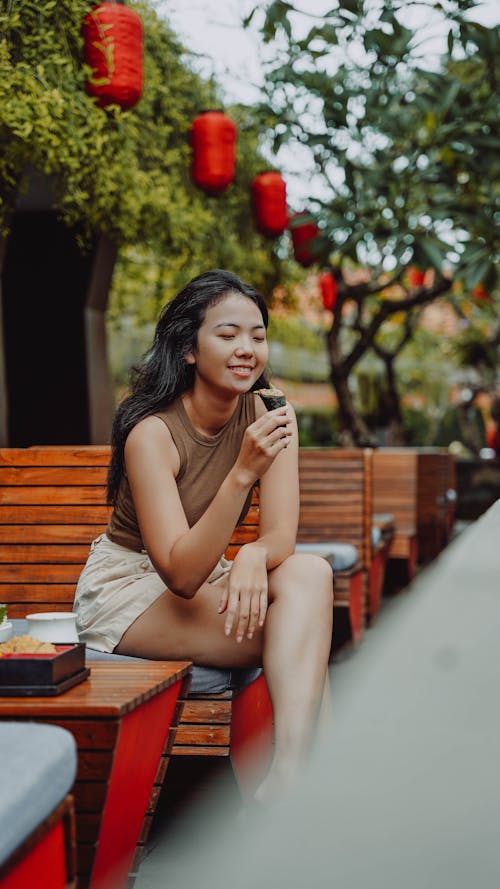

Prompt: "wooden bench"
[0,446,273,886]
[372,448,456,587]
[297,448,393,648]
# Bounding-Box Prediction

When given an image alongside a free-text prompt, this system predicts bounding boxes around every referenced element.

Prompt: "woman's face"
[187,292,268,396]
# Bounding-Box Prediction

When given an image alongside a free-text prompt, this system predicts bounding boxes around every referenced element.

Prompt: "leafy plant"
[248,1,499,443]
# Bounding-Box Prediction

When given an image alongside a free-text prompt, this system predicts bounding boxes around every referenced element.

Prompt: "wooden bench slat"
[3,602,80,616]
[0,486,108,505]
[0,544,97,563]
[0,584,77,599]
[0,505,111,523]
[0,446,111,466]
[171,745,230,757]
[180,700,232,723]
[1,565,87,582]
[173,725,231,746]
[0,525,104,544]
[0,466,108,484]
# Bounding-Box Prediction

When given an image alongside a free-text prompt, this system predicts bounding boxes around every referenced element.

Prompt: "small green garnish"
[0,604,7,625]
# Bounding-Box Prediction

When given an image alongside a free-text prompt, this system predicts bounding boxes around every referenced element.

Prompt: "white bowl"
[0,621,13,643]
[26,612,79,644]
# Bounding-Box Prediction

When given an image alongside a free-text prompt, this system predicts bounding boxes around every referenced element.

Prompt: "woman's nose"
[235,337,253,355]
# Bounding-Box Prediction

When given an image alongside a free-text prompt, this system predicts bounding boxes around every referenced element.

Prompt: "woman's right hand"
[234,405,293,486]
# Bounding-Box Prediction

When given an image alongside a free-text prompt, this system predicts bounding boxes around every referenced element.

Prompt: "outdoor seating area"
[0,441,461,888]
[0,445,275,888]
[0,3,498,885]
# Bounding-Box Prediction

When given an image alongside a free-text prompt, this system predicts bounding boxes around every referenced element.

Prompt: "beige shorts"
[73,533,232,653]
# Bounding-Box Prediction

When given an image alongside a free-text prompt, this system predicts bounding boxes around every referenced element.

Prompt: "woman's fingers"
[235,592,251,643]
[258,589,268,628]
[246,591,264,640]
[224,587,267,641]
[224,581,243,637]
[217,585,229,615]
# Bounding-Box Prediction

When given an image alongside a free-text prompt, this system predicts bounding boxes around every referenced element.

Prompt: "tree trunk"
[382,356,407,445]
[330,369,377,447]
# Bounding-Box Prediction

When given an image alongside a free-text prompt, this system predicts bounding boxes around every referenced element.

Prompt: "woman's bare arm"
[218,398,300,641]
[251,396,299,566]
[125,407,292,597]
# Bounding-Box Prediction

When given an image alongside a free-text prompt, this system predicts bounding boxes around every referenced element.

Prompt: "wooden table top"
[0,660,192,718]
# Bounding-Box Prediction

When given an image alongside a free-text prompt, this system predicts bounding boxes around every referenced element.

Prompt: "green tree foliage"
[0,2,286,320]
[247,0,499,444]
[1,0,198,245]
[0,0,286,270]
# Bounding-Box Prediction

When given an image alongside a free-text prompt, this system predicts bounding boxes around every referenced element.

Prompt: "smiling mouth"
[229,366,254,376]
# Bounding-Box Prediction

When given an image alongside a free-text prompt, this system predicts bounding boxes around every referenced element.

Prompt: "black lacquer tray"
[0,643,89,695]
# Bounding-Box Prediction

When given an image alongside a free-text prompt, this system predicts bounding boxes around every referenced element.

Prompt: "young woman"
[73,269,333,803]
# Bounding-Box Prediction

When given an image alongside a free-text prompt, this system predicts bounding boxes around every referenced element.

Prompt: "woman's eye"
[254,338,266,344]
[220,334,235,340]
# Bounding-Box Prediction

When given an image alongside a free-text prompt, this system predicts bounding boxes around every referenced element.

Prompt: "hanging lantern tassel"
[407,266,426,288]
[83,3,144,110]
[319,272,338,311]
[251,171,288,237]
[289,213,320,267]
[191,111,237,194]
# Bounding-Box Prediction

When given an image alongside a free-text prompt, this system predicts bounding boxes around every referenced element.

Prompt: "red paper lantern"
[83,3,143,110]
[319,272,338,311]
[289,213,320,267]
[407,266,426,287]
[251,171,288,237]
[191,110,237,194]
[472,283,489,302]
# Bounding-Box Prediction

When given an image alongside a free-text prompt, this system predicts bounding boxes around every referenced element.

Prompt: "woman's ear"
[184,351,196,365]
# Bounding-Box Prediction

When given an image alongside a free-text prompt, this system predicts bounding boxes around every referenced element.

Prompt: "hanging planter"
[251,171,288,237]
[407,266,426,287]
[82,3,144,110]
[289,212,320,267]
[319,271,338,311]
[191,110,237,194]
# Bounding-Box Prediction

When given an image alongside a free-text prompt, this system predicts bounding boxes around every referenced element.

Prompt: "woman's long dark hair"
[107,269,270,504]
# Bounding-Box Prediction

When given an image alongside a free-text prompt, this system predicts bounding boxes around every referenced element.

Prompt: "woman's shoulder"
[126,414,176,451]
[125,415,180,474]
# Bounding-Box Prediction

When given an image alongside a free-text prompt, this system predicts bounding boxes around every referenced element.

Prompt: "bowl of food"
[26,612,79,644]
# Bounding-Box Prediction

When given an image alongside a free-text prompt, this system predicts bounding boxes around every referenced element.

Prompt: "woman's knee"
[270,553,334,608]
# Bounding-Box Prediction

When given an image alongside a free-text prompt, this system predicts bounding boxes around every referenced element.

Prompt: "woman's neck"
[181,388,240,437]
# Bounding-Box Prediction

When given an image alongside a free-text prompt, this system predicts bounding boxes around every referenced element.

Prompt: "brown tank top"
[106,393,256,552]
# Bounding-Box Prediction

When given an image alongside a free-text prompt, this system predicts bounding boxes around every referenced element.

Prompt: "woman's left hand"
[218,543,268,642]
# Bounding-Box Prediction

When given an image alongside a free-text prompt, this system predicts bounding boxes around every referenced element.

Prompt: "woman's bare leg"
[116,552,334,802]
[255,553,333,803]
[115,573,264,666]
[318,666,334,736]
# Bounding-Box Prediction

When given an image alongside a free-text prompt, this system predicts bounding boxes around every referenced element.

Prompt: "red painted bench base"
[0,795,75,889]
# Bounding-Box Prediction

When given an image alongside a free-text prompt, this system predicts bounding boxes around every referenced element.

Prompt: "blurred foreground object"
[152,497,500,889]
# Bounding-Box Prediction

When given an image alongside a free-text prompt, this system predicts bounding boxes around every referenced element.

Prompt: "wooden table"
[0,660,192,889]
